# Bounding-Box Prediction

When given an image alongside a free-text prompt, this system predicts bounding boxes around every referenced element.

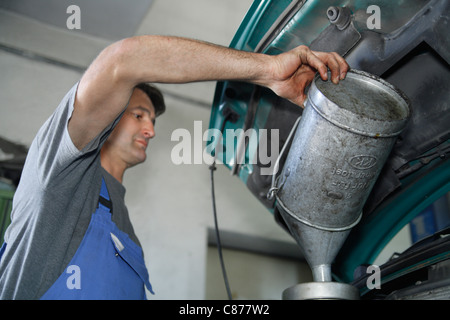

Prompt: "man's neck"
[100,148,126,183]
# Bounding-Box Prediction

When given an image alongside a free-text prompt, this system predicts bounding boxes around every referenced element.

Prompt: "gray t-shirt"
[0,83,141,299]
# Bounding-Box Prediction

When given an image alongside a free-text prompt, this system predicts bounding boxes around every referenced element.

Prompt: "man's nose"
[142,121,155,139]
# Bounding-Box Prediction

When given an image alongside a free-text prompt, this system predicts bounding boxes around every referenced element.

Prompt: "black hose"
[209,161,232,300]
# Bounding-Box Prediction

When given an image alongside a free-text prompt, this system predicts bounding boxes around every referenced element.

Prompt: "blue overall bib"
[40,178,154,299]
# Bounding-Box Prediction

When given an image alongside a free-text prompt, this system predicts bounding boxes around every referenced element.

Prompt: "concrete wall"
[0,1,308,299]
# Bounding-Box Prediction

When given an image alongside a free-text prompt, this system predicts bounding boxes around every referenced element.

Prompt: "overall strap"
[98,178,113,213]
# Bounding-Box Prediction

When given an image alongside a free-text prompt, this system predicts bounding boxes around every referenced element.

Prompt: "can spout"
[278,206,352,283]
[311,264,332,282]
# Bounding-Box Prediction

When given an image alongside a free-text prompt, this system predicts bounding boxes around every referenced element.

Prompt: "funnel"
[273,70,410,299]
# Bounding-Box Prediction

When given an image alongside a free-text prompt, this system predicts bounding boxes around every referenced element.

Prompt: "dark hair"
[135,83,166,117]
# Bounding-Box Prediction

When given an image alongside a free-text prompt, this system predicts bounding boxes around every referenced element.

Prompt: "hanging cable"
[209,161,232,300]
[208,107,238,300]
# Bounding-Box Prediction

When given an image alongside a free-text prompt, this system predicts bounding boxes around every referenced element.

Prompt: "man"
[0,35,348,299]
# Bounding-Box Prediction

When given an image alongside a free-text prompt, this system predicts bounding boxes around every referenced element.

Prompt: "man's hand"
[267,45,349,107]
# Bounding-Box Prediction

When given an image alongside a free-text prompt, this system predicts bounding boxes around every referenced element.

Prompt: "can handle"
[267,115,302,200]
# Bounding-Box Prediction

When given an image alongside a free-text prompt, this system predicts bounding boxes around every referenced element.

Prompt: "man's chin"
[137,153,147,165]
[128,152,147,168]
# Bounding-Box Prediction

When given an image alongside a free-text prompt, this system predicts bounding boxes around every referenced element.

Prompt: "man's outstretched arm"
[70,35,349,150]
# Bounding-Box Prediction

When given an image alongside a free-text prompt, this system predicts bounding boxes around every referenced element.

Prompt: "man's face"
[105,88,156,168]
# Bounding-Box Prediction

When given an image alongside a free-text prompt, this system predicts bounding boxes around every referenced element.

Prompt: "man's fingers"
[327,54,341,84]
[330,51,350,80]
[305,49,349,84]
[296,46,327,81]
[316,51,346,84]
[270,46,349,107]
[293,66,315,107]
[308,54,329,81]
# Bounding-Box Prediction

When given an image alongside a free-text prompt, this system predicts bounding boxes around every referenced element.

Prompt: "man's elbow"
[96,36,141,86]
[109,37,136,84]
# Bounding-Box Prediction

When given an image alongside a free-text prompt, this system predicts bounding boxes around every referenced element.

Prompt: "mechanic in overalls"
[0,36,348,299]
